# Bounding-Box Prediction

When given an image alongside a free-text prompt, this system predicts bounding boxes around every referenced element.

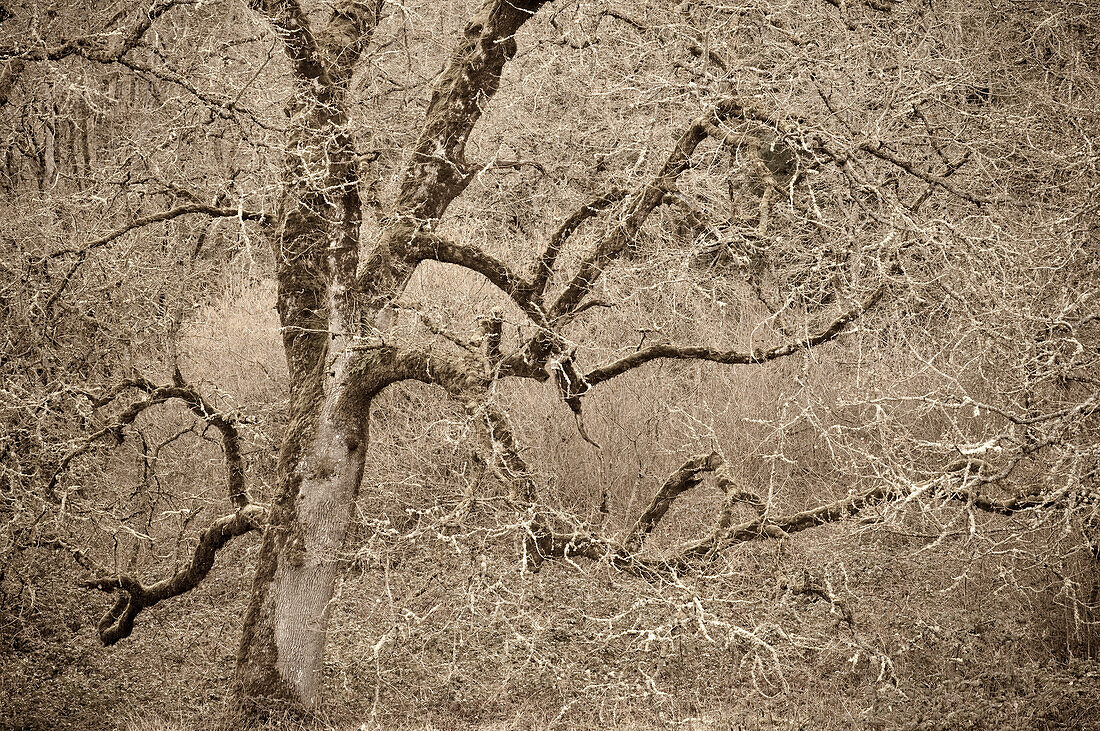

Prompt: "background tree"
[1,0,1098,727]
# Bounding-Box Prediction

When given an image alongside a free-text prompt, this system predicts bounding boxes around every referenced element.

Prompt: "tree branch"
[391,0,550,224]
[247,0,326,83]
[403,231,542,320]
[42,203,266,261]
[0,0,190,63]
[856,141,990,207]
[324,0,384,75]
[81,505,266,645]
[0,57,23,106]
[623,452,724,553]
[528,188,627,302]
[583,285,885,388]
[822,0,897,14]
[548,98,745,323]
[529,453,1089,579]
[52,378,252,508]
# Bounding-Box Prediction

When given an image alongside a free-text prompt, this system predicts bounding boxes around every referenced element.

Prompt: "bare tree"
[2,0,1097,719]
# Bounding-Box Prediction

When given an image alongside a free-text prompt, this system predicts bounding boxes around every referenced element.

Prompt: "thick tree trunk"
[231,93,370,710]
[230,0,546,714]
[234,354,369,709]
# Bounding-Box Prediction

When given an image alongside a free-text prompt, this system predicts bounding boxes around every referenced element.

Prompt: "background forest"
[1,0,1099,729]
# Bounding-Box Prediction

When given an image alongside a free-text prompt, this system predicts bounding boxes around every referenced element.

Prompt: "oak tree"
[1,0,1097,719]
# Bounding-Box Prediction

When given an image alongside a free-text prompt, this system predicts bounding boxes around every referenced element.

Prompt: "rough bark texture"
[233,0,382,710]
[233,0,547,712]
[224,0,901,713]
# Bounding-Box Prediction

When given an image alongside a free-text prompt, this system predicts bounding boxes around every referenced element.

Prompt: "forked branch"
[81,505,267,644]
[549,98,746,322]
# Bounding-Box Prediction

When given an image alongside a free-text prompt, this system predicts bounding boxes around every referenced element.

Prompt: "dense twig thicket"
[1,0,1098,727]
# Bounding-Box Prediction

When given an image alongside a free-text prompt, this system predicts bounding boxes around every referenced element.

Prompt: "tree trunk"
[234,351,369,709]
[231,0,544,713]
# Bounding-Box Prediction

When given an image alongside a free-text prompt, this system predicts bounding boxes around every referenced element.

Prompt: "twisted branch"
[80,505,266,644]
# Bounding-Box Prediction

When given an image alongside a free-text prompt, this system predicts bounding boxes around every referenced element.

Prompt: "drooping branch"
[42,203,266,261]
[583,285,885,388]
[403,231,542,319]
[51,378,252,508]
[45,377,264,645]
[81,505,267,645]
[478,401,539,506]
[166,378,252,510]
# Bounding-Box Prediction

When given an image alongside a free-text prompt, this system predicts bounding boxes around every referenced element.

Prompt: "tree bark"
[234,360,369,709]
[230,0,552,713]
[232,0,381,711]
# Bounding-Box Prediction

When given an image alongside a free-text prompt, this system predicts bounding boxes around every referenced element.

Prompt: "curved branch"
[583,285,884,388]
[51,378,252,508]
[403,231,542,319]
[81,505,266,645]
[43,203,266,261]
[164,380,251,509]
